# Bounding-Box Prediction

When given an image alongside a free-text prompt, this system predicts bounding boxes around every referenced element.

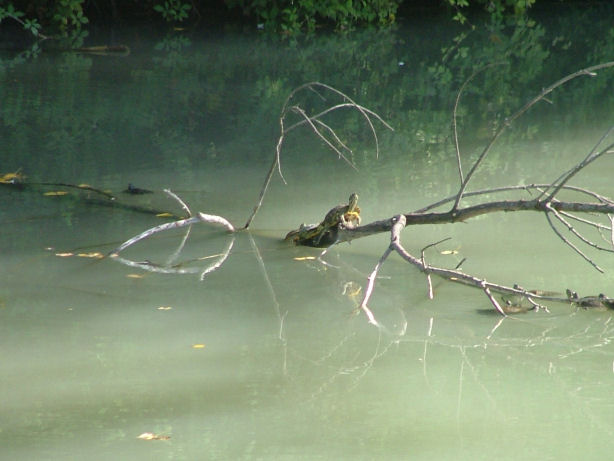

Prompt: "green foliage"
[154,0,192,23]
[0,1,87,39]
[2,3,613,194]
[446,0,536,24]
[0,3,23,22]
[0,3,42,38]
[225,0,399,33]
[52,0,88,34]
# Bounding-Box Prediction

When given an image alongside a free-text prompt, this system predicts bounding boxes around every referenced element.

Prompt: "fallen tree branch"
[242,81,393,230]
[452,61,614,212]
[336,197,614,246]
[109,212,234,257]
[357,214,571,324]
[105,65,614,322]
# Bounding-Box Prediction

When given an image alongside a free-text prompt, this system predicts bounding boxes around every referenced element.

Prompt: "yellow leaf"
[43,191,68,196]
[77,252,104,258]
[440,250,458,255]
[0,170,25,183]
[156,212,173,218]
[293,256,316,261]
[77,183,92,188]
[126,273,144,279]
[192,344,205,349]
[137,432,170,441]
[157,306,172,311]
[55,252,74,257]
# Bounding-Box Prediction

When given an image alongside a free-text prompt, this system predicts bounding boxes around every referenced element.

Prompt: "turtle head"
[348,192,358,208]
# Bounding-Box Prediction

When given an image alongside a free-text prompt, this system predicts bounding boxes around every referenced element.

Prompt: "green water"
[3,7,614,460]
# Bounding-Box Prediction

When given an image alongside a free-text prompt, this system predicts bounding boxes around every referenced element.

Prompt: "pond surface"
[2,6,614,460]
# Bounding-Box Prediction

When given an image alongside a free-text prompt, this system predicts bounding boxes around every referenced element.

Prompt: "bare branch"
[452,63,504,183]
[544,203,604,273]
[199,235,235,281]
[481,282,506,316]
[109,212,234,257]
[543,139,614,202]
[416,183,614,214]
[420,237,451,299]
[285,102,393,137]
[349,214,572,319]
[242,82,393,229]
[290,105,357,169]
[550,208,614,253]
[359,246,393,327]
[452,61,614,212]
[164,188,192,217]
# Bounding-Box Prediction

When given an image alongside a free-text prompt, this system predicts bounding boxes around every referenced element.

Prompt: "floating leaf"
[43,191,68,196]
[0,170,26,183]
[440,249,458,255]
[293,256,316,261]
[342,281,362,297]
[55,252,74,257]
[192,344,205,349]
[77,183,92,188]
[156,212,173,218]
[157,306,172,311]
[126,273,144,279]
[137,432,170,441]
[77,252,104,258]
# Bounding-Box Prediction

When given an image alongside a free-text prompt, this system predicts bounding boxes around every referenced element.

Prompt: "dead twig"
[242,82,393,230]
[452,61,614,212]
[452,62,505,183]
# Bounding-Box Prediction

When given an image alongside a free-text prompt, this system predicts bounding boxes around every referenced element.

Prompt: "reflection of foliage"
[51,0,88,34]
[3,0,88,37]
[0,43,41,73]
[153,0,192,23]
[445,0,536,24]
[224,0,399,32]
[0,3,43,38]
[1,7,613,185]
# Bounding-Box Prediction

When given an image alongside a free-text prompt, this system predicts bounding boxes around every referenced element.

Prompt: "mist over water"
[2,7,614,459]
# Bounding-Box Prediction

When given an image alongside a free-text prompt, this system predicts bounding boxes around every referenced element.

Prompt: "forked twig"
[452,62,504,183]
[544,204,604,273]
[291,105,356,169]
[353,214,570,321]
[109,212,234,256]
[242,82,393,229]
[420,237,452,299]
[452,61,614,212]
[543,139,614,202]
[164,188,192,217]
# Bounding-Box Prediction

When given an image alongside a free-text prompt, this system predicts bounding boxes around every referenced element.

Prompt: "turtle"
[566,290,614,308]
[308,192,360,245]
[599,294,614,309]
[123,183,153,195]
[501,299,533,314]
[284,193,361,247]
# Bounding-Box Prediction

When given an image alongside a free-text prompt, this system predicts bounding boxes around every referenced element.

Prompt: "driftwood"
[110,63,614,324]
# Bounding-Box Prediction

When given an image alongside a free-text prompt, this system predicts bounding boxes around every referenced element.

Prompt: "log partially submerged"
[108,63,614,322]
[72,45,130,56]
